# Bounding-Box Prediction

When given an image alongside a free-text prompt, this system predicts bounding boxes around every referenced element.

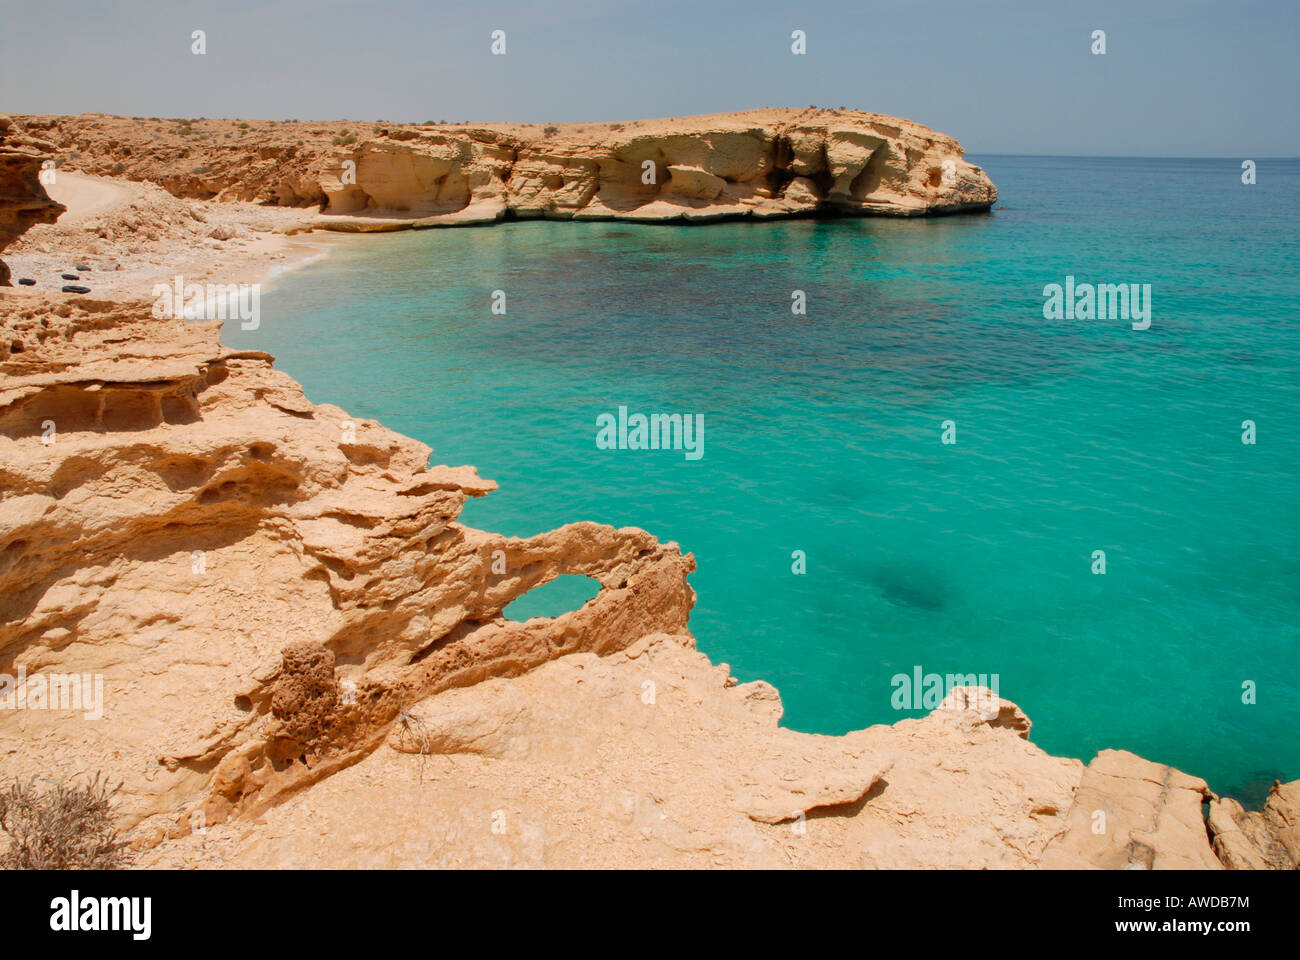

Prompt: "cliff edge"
[13,108,995,228]
[1,112,1296,870]
[0,115,65,285]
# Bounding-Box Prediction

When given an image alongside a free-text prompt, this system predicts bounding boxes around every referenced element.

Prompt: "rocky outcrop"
[1,116,1295,869]
[1207,780,1300,869]
[1039,751,1300,870]
[140,655,1083,868]
[0,296,694,842]
[0,115,65,285]
[1,292,1295,867]
[10,109,995,227]
[1039,750,1223,869]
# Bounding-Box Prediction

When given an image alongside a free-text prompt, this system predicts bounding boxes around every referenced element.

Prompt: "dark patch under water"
[230,156,1300,805]
[872,564,948,612]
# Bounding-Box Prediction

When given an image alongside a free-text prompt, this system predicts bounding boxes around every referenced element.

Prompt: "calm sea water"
[227,157,1300,804]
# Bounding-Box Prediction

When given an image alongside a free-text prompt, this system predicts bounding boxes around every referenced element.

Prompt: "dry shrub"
[0,774,132,869]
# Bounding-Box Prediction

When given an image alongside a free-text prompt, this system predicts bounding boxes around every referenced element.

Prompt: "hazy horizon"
[3,0,1298,158]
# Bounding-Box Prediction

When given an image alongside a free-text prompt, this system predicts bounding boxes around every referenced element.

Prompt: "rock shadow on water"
[871,562,948,612]
[1226,771,1289,811]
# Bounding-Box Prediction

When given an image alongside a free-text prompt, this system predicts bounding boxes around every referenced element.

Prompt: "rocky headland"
[9,108,997,230]
[0,111,1296,869]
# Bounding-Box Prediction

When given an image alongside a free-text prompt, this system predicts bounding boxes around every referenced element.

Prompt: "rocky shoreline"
[11,108,997,229]
[0,111,1296,869]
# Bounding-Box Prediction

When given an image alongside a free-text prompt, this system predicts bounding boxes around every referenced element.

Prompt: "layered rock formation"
[0,115,65,284]
[3,292,1295,868]
[0,296,694,841]
[142,667,1083,868]
[1,111,1296,870]
[11,109,995,227]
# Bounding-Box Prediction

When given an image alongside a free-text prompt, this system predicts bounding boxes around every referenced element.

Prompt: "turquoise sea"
[226,157,1300,804]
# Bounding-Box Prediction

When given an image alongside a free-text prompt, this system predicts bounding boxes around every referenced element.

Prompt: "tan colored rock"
[664,164,727,202]
[0,115,1290,870]
[1040,749,1221,870]
[777,176,821,213]
[10,109,995,227]
[0,117,65,284]
[0,296,694,841]
[137,645,1082,868]
[1208,779,1300,869]
[388,633,892,827]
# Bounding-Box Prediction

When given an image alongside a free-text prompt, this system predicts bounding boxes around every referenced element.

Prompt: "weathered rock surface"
[1,292,1294,868]
[10,109,995,227]
[139,645,1082,868]
[1207,779,1300,869]
[0,296,694,842]
[1,115,1294,869]
[1040,750,1222,870]
[0,115,66,285]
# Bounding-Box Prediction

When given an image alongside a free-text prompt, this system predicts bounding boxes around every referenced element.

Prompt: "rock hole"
[502,574,600,621]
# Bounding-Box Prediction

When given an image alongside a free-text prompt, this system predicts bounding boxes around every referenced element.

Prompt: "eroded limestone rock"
[7,108,996,226]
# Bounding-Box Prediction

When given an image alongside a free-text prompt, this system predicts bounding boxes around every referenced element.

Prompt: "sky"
[2,0,1297,156]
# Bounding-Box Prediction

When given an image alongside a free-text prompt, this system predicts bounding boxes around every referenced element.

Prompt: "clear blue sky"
[2,0,1297,156]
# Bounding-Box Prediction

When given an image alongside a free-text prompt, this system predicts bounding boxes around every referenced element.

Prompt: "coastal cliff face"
[0,296,694,841]
[0,116,65,285]
[1,113,1296,870]
[11,109,995,226]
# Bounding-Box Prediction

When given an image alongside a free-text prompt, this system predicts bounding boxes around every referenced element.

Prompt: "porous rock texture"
[12,108,995,228]
[1,113,1296,869]
[0,296,693,846]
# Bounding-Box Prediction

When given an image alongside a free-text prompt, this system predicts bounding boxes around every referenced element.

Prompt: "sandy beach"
[4,171,346,300]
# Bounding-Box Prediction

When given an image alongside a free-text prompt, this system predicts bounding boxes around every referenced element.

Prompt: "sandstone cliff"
[2,295,1294,870]
[0,115,65,285]
[1,112,1295,870]
[0,296,693,841]
[12,109,995,227]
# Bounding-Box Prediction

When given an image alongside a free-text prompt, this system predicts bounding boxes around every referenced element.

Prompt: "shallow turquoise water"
[227,157,1300,803]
